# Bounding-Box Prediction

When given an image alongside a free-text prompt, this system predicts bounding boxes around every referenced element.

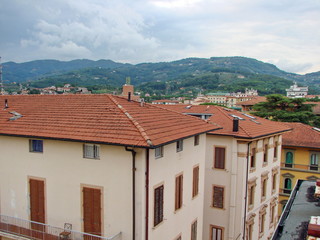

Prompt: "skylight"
[230,114,244,120]
[313,127,320,132]
[250,119,261,124]
[242,113,256,119]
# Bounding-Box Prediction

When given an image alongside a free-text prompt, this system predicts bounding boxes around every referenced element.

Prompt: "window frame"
[284,178,292,194]
[310,152,319,171]
[194,135,200,146]
[154,184,164,227]
[29,139,43,153]
[250,148,256,169]
[192,166,199,198]
[155,146,164,159]
[83,144,100,159]
[263,144,268,165]
[175,174,183,211]
[210,225,224,240]
[214,147,226,170]
[212,185,224,209]
[176,139,183,152]
[284,151,294,168]
[191,219,197,240]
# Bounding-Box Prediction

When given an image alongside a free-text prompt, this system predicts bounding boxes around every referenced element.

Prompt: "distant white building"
[286,82,308,98]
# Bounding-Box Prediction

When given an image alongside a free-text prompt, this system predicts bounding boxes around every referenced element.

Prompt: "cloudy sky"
[0,0,319,74]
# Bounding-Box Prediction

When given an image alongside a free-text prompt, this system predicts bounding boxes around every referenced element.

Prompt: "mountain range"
[2,57,320,95]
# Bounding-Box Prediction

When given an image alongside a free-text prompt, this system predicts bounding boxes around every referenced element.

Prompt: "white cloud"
[0,0,319,73]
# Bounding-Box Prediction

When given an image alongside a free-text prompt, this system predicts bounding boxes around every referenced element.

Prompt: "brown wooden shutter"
[213,186,224,208]
[29,179,45,231]
[192,166,199,197]
[175,175,183,210]
[214,147,225,169]
[83,187,102,236]
[154,185,164,226]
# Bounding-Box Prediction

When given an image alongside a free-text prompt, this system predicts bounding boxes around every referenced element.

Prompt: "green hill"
[2,57,320,95]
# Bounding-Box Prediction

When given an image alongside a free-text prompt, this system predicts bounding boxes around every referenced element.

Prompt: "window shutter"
[154,185,164,226]
[213,186,224,208]
[214,147,225,169]
[193,166,199,197]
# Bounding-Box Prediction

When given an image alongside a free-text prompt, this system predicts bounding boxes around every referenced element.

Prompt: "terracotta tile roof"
[158,104,291,139]
[236,96,266,106]
[0,95,219,147]
[282,122,320,149]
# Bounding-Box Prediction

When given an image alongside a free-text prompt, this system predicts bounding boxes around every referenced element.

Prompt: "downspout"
[125,147,136,240]
[145,149,150,240]
[243,142,252,240]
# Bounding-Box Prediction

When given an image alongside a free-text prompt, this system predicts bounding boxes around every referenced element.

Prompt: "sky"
[0,0,319,74]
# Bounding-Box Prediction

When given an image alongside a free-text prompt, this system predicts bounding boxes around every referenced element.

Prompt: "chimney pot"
[233,118,239,132]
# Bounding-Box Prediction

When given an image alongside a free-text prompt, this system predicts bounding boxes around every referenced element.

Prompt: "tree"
[252,94,319,126]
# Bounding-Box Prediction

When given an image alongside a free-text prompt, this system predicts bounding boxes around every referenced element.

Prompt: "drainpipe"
[145,149,150,240]
[125,147,136,240]
[243,142,252,240]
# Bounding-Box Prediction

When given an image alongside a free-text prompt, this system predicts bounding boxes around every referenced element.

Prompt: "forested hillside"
[2,57,320,96]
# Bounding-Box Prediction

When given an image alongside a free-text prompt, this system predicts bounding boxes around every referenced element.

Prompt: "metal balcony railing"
[280,162,319,171]
[0,214,121,240]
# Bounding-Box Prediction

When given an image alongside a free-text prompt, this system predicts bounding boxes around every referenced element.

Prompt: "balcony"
[0,215,121,240]
[280,162,319,172]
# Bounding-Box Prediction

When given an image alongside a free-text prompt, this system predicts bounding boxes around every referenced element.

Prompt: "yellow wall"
[279,146,320,215]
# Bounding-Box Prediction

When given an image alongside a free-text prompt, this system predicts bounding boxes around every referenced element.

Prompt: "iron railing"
[280,162,319,171]
[0,214,121,240]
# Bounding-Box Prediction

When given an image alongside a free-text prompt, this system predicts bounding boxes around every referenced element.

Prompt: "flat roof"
[273,180,320,239]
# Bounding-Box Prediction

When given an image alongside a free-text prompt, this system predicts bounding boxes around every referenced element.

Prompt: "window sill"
[152,220,165,230]
[263,162,268,167]
[211,206,225,210]
[29,151,43,154]
[83,157,100,160]
[248,204,254,211]
[249,167,256,173]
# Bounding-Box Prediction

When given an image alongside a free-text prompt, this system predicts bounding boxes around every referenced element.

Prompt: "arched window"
[285,152,293,168]
[284,178,292,194]
[310,153,319,171]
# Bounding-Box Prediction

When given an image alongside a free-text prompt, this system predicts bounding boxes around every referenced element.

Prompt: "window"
[270,204,275,225]
[249,185,255,206]
[250,148,256,169]
[259,212,266,235]
[214,147,225,169]
[174,235,182,240]
[273,141,278,158]
[310,153,319,171]
[83,144,100,159]
[263,144,268,164]
[246,214,255,240]
[212,186,224,209]
[192,166,199,198]
[29,139,43,153]
[194,135,200,146]
[155,146,163,159]
[154,185,164,226]
[191,220,197,240]
[210,225,223,240]
[176,140,183,152]
[285,151,293,168]
[261,178,267,200]
[175,174,183,210]
[284,178,292,194]
[248,178,257,209]
[272,173,277,192]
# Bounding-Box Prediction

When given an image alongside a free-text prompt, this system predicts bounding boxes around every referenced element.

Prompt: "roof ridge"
[108,95,153,146]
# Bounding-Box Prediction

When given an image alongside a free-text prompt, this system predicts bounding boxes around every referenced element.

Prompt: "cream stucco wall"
[148,134,206,240]
[0,135,139,239]
[0,134,207,240]
[203,134,282,240]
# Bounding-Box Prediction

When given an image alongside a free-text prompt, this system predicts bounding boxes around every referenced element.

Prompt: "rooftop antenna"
[0,57,3,95]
